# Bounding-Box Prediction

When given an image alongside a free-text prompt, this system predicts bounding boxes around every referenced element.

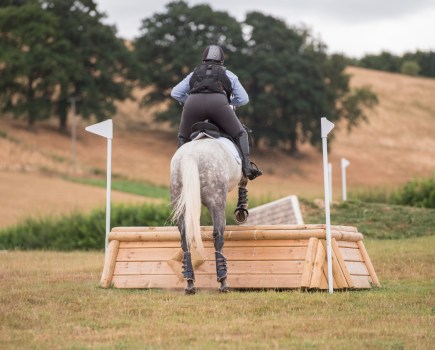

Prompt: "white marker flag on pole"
[321,117,334,294]
[328,162,333,203]
[341,158,350,201]
[85,119,113,254]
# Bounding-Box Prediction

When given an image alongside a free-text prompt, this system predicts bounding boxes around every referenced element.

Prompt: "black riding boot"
[178,134,189,148]
[236,131,262,180]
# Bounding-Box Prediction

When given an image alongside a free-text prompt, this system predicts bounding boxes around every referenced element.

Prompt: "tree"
[0,3,71,127]
[43,0,135,132]
[134,0,245,125]
[403,50,435,78]
[0,0,135,131]
[134,3,378,154]
[358,51,401,72]
[241,12,378,153]
[400,60,420,76]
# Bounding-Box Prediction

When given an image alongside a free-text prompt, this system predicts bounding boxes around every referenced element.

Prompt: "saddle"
[188,120,261,181]
[189,121,230,141]
[189,120,252,147]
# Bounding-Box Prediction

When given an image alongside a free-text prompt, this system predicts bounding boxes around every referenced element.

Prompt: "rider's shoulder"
[225,69,238,80]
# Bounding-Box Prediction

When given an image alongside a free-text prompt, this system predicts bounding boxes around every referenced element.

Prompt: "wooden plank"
[114,261,174,275]
[117,247,180,262]
[112,273,303,289]
[116,246,308,262]
[114,260,305,276]
[320,240,348,289]
[120,241,181,248]
[119,239,309,249]
[337,241,359,249]
[109,229,363,242]
[309,241,326,288]
[346,261,370,276]
[243,195,304,225]
[319,269,329,289]
[357,241,381,287]
[300,237,318,288]
[339,247,364,262]
[332,238,354,288]
[111,224,358,233]
[351,275,372,289]
[222,240,309,247]
[100,240,120,288]
[321,254,339,289]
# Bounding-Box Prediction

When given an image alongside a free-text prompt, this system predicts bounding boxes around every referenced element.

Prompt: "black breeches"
[179,93,244,140]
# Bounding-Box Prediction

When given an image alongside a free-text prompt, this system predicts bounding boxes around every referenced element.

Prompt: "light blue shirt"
[171,69,249,107]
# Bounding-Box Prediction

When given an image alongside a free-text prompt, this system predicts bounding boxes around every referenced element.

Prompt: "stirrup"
[244,161,263,180]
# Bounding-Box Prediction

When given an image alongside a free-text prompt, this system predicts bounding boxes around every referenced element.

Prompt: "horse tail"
[172,153,204,256]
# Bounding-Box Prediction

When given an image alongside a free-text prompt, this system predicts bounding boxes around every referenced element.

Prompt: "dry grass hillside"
[1,66,434,228]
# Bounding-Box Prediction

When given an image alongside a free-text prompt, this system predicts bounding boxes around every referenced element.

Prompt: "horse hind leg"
[210,206,230,293]
[178,216,196,294]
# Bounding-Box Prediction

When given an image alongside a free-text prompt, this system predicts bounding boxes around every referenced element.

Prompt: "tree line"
[0,0,379,154]
[349,50,435,78]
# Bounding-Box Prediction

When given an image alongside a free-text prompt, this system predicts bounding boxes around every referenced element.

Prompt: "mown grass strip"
[0,236,433,349]
[67,177,170,200]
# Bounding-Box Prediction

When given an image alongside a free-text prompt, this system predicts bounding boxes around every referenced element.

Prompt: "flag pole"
[85,119,113,255]
[321,117,335,294]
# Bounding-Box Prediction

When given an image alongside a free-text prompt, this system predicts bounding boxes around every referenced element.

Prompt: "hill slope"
[1,67,434,227]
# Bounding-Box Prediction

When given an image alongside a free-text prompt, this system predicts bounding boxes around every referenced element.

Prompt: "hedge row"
[0,203,173,251]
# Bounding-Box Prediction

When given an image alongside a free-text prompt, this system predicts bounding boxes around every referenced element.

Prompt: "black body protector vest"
[189,63,233,103]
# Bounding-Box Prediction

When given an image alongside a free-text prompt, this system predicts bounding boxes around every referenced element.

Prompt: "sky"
[96,0,435,58]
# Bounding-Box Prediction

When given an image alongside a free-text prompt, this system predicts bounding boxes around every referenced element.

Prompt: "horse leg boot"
[234,177,249,224]
[182,251,196,294]
[178,220,196,294]
[236,131,262,180]
[213,230,230,293]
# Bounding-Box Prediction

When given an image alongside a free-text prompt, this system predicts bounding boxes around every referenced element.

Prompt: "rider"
[170,45,262,180]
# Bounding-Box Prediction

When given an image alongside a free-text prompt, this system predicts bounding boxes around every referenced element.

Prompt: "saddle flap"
[190,121,221,140]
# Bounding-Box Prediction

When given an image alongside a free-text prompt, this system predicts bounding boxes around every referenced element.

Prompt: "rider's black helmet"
[202,45,224,64]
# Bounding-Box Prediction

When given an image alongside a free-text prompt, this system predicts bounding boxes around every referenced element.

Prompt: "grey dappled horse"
[170,137,247,294]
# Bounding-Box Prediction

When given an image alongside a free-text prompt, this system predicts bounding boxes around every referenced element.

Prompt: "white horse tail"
[172,154,204,256]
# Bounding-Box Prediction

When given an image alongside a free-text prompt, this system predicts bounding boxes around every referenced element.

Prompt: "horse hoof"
[185,286,197,295]
[219,285,230,293]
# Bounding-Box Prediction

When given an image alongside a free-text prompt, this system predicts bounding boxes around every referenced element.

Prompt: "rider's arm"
[226,70,249,107]
[171,72,193,104]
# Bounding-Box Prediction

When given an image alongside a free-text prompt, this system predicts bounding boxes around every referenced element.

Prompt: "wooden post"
[332,238,355,288]
[357,241,381,287]
[310,240,326,288]
[100,240,120,288]
[301,237,318,288]
[321,239,348,289]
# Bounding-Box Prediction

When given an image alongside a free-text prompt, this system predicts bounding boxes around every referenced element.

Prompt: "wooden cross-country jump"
[100,224,380,290]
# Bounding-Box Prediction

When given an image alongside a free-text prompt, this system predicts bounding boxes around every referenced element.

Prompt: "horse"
[170,134,249,294]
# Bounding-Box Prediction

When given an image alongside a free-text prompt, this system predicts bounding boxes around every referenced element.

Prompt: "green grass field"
[1,236,434,349]
[1,185,434,348]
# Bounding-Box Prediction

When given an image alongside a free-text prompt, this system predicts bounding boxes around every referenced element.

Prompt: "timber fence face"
[100,225,380,290]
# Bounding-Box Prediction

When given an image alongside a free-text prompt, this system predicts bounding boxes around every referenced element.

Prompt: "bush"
[400,60,421,76]
[391,176,435,209]
[0,203,173,251]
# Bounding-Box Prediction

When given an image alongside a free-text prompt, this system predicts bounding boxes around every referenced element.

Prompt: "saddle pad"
[193,132,241,164]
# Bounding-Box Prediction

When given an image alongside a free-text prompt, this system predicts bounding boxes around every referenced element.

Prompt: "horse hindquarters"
[171,153,204,256]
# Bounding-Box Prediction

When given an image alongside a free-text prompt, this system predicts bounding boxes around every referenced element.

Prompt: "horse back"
[170,138,242,194]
